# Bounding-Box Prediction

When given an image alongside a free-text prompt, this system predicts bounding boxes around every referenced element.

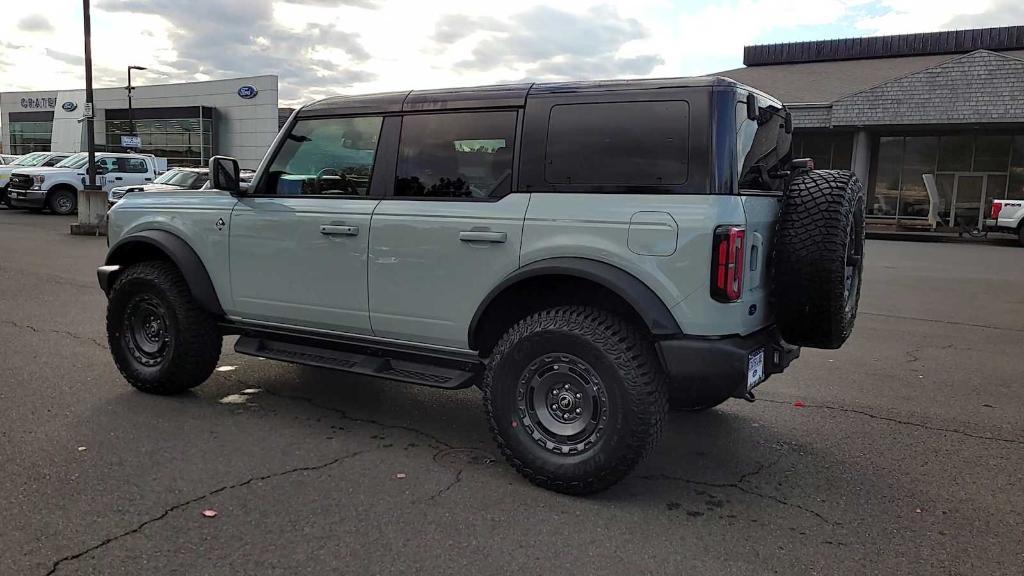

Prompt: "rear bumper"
[8,188,45,208]
[655,326,800,398]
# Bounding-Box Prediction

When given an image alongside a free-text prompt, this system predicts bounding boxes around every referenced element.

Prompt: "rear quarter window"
[544,101,689,186]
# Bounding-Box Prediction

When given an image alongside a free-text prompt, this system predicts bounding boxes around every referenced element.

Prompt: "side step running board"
[234,336,478,390]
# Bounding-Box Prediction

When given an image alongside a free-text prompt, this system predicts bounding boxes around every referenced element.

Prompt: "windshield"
[56,153,90,169]
[12,153,48,167]
[153,170,203,187]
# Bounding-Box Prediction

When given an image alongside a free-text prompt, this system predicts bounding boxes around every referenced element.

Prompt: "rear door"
[227,115,385,334]
[121,157,154,186]
[368,110,526,349]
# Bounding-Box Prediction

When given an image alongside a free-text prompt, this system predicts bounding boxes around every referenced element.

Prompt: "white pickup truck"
[7,152,166,215]
[986,199,1024,246]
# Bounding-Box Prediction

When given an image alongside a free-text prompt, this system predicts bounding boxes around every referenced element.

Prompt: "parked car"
[8,152,166,215]
[1,151,74,206]
[99,77,865,494]
[986,199,1024,246]
[108,167,255,205]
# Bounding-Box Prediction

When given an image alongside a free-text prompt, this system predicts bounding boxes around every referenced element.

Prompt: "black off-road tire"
[47,188,77,215]
[484,306,668,495]
[773,170,866,349]
[1018,223,1024,248]
[106,261,221,394]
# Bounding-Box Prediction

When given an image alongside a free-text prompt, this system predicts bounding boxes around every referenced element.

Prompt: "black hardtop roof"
[299,76,767,117]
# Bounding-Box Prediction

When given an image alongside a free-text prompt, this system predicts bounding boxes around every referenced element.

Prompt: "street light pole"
[126,65,147,146]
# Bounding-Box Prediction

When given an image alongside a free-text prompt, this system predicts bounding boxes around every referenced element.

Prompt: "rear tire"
[773,170,865,349]
[484,306,668,495]
[47,188,77,215]
[106,261,222,394]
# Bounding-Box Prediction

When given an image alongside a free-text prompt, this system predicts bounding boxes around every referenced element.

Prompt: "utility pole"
[72,0,105,235]
[83,0,97,191]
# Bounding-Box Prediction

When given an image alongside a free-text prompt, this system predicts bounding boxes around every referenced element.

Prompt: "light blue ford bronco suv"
[98,77,865,494]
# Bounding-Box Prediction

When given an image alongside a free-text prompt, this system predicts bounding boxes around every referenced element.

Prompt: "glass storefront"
[104,117,213,167]
[8,121,53,155]
[869,133,1024,224]
[791,131,853,170]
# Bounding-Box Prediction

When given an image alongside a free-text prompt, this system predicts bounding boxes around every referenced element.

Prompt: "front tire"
[484,306,668,495]
[48,188,77,215]
[106,261,222,394]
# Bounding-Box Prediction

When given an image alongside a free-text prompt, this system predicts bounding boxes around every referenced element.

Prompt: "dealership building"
[0,75,280,169]
[720,25,1024,230]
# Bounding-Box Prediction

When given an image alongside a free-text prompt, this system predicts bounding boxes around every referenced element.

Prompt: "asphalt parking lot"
[1,208,1022,575]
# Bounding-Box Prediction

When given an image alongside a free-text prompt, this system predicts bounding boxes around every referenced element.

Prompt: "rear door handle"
[459,230,507,243]
[320,224,359,236]
[114,177,123,181]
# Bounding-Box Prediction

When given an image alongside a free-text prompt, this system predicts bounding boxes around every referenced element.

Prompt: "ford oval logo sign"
[62,101,77,112]
[237,85,258,99]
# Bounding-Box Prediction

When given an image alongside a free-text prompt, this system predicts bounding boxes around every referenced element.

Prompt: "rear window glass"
[544,101,689,186]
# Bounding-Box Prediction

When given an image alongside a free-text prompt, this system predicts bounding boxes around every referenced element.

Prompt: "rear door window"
[545,101,689,186]
[394,111,517,199]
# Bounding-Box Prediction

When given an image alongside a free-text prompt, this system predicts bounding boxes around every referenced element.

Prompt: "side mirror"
[210,155,241,194]
[746,93,758,121]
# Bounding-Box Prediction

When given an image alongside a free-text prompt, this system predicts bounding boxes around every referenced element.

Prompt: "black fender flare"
[468,257,682,349]
[104,229,224,316]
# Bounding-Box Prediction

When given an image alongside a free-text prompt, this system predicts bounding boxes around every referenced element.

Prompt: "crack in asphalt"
[861,311,1024,334]
[1,319,107,350]
[639,457,831,525]
[258,388,455,450]
[427,468,465,502]
[758,398,1024,447]
[44,448,374,576]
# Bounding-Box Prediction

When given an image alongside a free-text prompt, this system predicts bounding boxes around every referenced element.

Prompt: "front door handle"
[320,224,359,236]
[114,176,123,181]
[459,230,507,243]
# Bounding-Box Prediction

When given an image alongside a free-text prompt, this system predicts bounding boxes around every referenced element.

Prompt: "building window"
[104,117,213,168]
[791,131,853,170]
[8,121,53,155]
[869,133,1024,221]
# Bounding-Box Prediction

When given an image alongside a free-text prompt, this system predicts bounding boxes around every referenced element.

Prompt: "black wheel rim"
[55,194,73,213]
[123,295,171,367]
[516,353,608,455]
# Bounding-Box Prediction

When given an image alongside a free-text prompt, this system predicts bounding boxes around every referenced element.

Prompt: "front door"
[951,174,985,230]
[368,110,525,349]
[228,115,385,335]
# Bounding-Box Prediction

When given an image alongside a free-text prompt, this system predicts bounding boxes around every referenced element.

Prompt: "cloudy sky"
[0,0,1020,107]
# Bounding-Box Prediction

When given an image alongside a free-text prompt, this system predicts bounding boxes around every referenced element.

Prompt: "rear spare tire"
[772,170,865,349]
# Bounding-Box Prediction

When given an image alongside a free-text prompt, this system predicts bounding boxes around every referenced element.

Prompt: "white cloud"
[856,0,997,34]
[0,0,1020,110]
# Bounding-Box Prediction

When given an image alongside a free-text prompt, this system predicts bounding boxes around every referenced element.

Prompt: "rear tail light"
[711,226,745,302]
[991,202,1003,220]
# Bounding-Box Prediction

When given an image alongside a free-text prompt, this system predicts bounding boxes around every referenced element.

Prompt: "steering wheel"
[314,168,339,195]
